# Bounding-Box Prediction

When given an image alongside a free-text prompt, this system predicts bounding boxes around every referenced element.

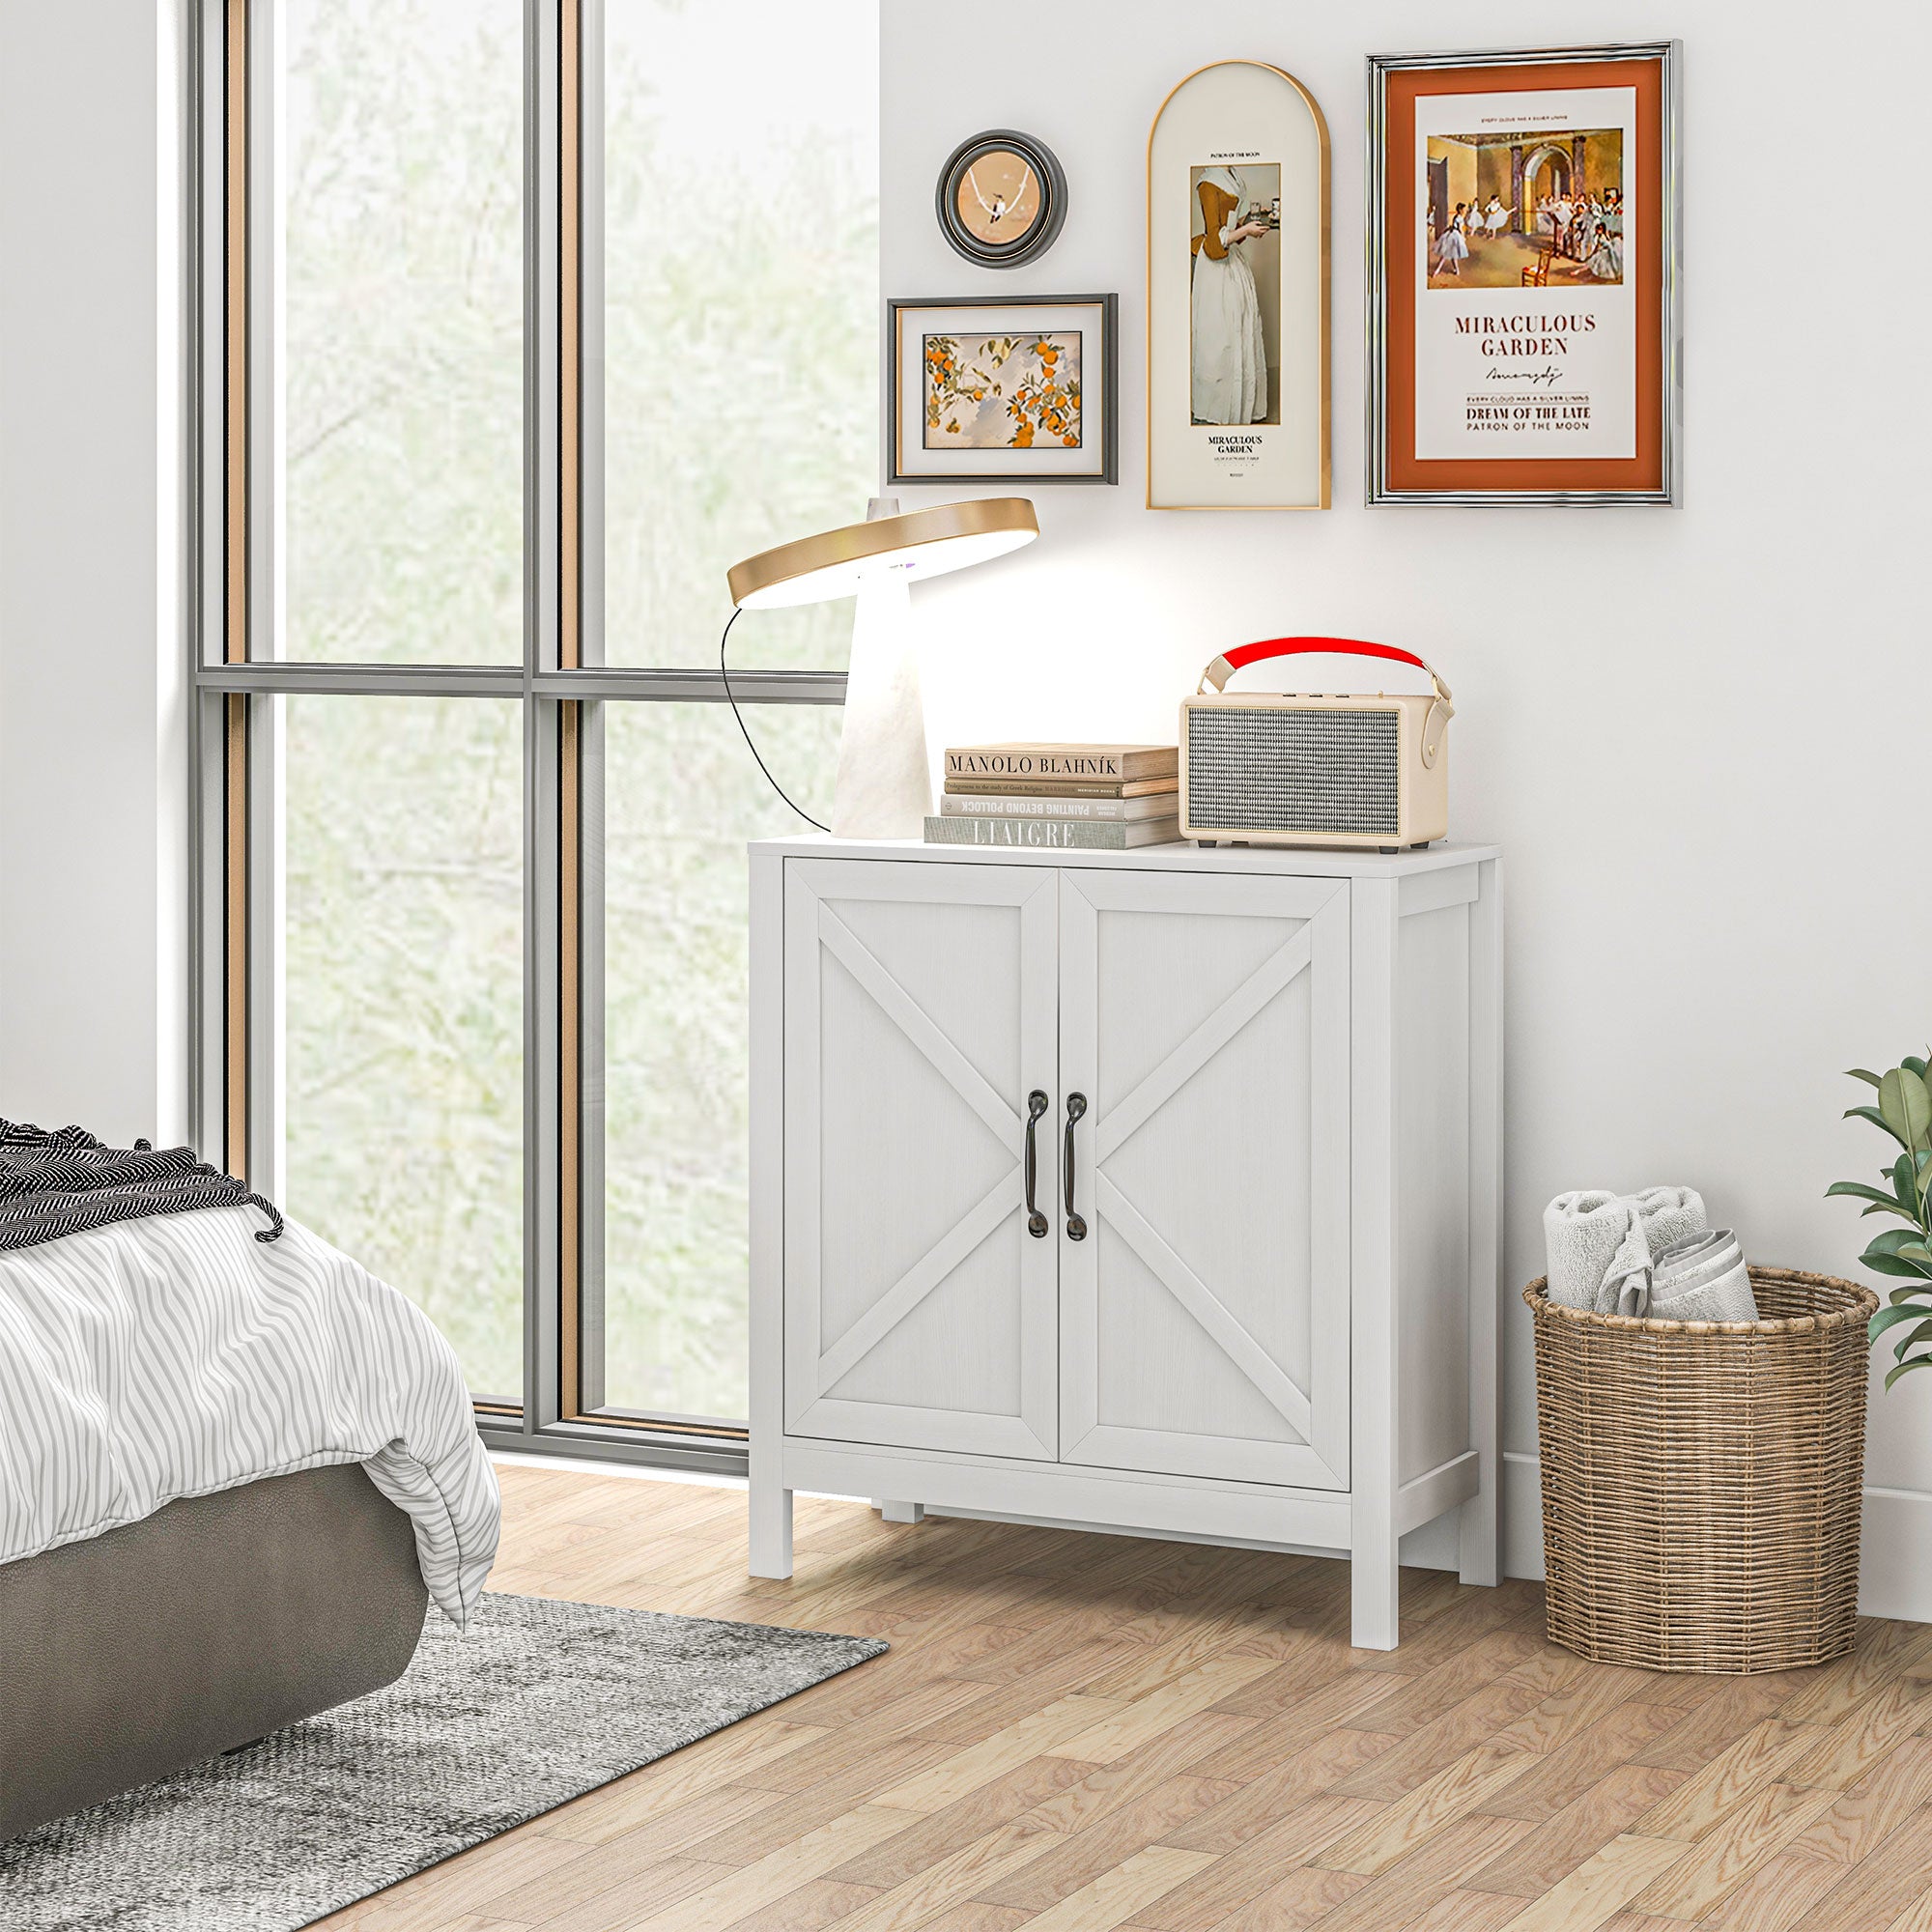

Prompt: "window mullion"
[576,701,609,1415]
[526,0,572,1429]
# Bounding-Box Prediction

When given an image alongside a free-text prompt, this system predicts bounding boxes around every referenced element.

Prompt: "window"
[197,0,878,1457]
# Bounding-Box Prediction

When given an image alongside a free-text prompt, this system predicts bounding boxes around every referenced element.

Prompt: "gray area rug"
[0,1591,885,1932]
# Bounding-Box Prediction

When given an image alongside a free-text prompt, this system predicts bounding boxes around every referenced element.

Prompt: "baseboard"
[1496,1454,1932,1625]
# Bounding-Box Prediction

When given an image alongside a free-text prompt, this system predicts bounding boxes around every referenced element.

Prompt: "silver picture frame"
[1365,42,1682,507]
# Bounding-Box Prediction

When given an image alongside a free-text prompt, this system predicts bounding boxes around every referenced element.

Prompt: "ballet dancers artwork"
[1368,43,1680,505]
[1148,61,1330,509]
[1424,128,1624,291]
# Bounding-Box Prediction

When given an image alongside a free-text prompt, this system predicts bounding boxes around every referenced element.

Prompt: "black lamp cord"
[719,605,830,834]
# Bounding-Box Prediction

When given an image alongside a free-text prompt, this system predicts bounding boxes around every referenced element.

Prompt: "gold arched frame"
[1146,59,1331,511]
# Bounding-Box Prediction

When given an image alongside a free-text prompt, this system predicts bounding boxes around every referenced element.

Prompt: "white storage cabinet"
[748,836,1502,1649]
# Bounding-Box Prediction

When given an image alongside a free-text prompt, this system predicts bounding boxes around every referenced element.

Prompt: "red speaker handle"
[1201,636,1448,696]
[1196,637,1454,766]
[1226,636,1429,676]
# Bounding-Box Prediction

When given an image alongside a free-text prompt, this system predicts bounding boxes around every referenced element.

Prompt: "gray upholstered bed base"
[0,1463,429,1843]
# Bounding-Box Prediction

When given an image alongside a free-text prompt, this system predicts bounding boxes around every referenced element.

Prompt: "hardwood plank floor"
[321,1464,1932,1932]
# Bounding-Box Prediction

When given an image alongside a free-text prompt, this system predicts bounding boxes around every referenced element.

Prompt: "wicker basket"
[1526,1266,1877,1674]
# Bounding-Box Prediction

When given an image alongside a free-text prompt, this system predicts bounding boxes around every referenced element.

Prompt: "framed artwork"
[935,129,1068,270]
[889,295,1118,486]
[1367,43,1681,505]
[1147,61,1330,511]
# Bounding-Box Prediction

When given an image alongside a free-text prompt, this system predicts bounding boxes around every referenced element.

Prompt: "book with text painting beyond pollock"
[938,790,1175,821]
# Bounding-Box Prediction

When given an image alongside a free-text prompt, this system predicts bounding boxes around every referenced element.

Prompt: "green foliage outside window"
[280,0,876,1413]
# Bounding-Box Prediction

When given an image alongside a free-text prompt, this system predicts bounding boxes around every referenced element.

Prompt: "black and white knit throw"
[0,1120,283,1255]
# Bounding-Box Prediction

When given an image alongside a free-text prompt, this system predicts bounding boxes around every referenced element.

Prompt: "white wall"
[0,0,1922,1612]
[883,1,1932,1615]
[0,2,189,1147]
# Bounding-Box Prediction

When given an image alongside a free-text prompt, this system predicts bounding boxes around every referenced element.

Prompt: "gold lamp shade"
[727,497,1038,611]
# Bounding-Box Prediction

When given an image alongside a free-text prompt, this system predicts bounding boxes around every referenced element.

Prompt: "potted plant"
[1831,1055,1932,1385]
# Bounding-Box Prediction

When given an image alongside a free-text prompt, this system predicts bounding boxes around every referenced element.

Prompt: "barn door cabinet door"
[1057,870,1350,1488]
[781,858,1059,1460]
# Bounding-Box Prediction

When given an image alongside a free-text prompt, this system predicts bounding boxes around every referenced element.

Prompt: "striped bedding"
[0,1206,498,1624]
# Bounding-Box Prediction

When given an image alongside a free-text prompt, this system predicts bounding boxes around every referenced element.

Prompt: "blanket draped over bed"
[0,1190,499,1624]
[0,1119,285,1252]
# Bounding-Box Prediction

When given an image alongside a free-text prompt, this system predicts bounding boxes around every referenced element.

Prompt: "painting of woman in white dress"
[1189,162,1280,426]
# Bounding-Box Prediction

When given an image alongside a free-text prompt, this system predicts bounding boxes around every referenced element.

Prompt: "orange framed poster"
[1367,43,1680,505]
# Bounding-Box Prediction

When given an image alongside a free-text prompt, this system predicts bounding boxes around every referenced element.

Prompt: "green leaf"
[1906,1055,1930,1079]
[1886,1357,1932,1388]
[1863,1201,1919,1220]
[1867,1228,1932,1257]
[1879,1067,1932,1151]
[1889,1286,1932,1304]
[1863,1253,1932,1279]
[1847,1067,1884,1089]
[1870,1302,1932,1343]
[1898,1152,1923,1220]
[1862,1230,1932,1273]
[1894,1318,1932,1363]
[1828,1179,1908,1210]
[1846,1104,1912,1149]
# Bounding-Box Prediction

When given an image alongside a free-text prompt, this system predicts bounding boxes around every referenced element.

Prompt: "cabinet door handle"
[1064,1093,1088,1241]
[1023,1090,1050,1238]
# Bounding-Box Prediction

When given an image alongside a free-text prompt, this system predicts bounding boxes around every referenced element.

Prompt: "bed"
[0,1151,499,1845]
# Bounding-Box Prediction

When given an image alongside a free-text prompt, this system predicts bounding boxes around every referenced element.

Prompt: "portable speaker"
[1179,637,1454,850]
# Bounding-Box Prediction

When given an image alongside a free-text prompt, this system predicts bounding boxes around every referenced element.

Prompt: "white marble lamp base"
[830,562,931,841]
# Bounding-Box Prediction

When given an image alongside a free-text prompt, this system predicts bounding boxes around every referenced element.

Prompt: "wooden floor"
[325,1463,1932,1932]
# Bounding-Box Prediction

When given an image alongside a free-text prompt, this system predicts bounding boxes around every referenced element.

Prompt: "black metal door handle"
[1064,1093,1088,1241]
[1023,1090,1049,1238]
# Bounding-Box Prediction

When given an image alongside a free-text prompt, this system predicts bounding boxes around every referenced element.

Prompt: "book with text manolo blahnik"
[945,775,1179,800]
[923,814,1182,851]
[938,790,1175,821]
[944,743,1179,783]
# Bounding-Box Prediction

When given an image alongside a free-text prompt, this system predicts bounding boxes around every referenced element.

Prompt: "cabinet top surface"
[751,835,1501,878]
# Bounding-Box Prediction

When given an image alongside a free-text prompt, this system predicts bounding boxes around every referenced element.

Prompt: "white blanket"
[0,1206,498,1624]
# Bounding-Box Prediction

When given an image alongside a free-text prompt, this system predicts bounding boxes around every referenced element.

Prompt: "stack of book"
[926,743,1181,849]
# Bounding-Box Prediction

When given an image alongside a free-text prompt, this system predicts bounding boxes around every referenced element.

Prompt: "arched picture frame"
[1147,61,1330,510]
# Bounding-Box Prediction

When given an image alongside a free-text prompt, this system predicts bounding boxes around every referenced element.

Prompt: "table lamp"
[726,497,1038,839]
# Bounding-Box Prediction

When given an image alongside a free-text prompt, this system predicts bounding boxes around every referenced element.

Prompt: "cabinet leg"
[875,1499,924,1525]
[750,1481,794,1578]
[1459,1469,1501,1588]
[1350,1515,1401,1651]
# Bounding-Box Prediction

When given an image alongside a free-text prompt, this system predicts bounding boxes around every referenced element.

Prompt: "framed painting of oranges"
[889,295,1119,486]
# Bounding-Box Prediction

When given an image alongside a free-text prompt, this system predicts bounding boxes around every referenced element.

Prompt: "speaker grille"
[1187,708,1400,836]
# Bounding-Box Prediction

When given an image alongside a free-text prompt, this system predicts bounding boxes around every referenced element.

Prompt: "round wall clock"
[936,129,1067,269]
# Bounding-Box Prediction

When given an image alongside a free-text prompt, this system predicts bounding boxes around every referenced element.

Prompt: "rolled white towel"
[1543,1186,1711,1313]
[1647,1230,1757,1323]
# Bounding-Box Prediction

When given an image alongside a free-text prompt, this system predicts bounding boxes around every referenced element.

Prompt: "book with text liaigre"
[923,814,1181,850]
